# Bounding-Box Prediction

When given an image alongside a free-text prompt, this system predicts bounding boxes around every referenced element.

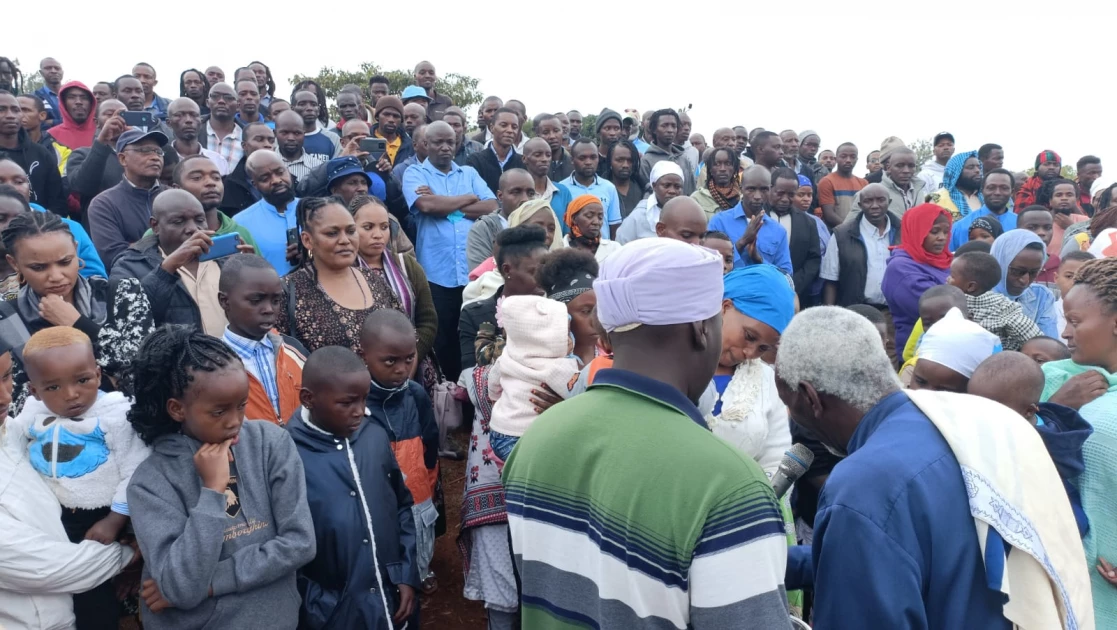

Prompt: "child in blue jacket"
[289,345,420,630]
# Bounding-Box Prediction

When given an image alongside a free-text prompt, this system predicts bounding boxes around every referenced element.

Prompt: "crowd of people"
[0,53,1114,630]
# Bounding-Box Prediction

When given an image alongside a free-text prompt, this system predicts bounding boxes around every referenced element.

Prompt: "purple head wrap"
[594,239,723,333]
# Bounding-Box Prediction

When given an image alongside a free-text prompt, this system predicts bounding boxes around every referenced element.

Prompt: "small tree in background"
[910,138,934,170]
[290,62,482,122]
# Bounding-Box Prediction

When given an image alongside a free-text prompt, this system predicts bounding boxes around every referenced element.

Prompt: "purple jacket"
[880,249,949,350]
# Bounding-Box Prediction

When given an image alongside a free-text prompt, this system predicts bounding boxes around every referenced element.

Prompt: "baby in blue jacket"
[968,351,1092,537]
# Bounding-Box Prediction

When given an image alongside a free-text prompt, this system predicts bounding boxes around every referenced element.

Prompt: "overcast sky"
[7,0,1113,176]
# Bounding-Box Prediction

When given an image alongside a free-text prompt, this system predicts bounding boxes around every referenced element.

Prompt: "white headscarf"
[918,307,1002,378]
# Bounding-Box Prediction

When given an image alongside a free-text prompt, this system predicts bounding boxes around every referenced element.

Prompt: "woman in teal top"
[1040,255,1117,622]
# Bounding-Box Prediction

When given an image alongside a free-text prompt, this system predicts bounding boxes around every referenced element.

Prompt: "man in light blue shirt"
[559,139,622,238]
[707,165,793,274]
[402,121,497,380]
[233,151,299,275]
[949,169,1018,251]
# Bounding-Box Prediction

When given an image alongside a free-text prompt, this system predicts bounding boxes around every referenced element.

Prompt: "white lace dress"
[706,360,792,478]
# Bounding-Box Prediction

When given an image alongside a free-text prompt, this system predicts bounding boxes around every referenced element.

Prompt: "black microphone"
[771,444,815,500]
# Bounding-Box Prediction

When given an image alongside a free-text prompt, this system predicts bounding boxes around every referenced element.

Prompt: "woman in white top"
[705,264,801,616]
[707,264,797,475]
[615,161,685,244]
[563,194,622,262]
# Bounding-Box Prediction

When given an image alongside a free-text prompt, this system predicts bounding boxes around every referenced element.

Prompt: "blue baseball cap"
[116,129,168,154]
[401,85,432,102]
[325,157,372,191]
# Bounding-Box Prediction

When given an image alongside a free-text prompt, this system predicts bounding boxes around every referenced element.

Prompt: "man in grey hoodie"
[639,108,697,196]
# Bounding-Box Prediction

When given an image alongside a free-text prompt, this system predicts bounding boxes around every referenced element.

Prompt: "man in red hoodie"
[47,81,96,152]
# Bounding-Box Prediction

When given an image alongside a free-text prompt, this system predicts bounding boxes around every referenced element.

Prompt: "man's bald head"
[742,164,771,186]
[168,97,200,116]
[152,188,203,219]
[246,148,284,178]
[97,98,125,117]
[341,118,371,137]
[711,128,736,150]
[656,197,708,245]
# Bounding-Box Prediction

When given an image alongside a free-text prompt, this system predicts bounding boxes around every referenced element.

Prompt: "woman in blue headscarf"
[927,150,983,219]
[706,263,800,615]
[992,229,1058,337]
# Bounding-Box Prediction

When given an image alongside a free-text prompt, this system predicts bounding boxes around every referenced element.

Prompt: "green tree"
[581,114,597,141]
[289,62,482,122]
[910,138,934,170]
[9,58,43,94]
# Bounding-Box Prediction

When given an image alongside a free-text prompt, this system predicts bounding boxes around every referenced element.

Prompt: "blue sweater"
[787,392,1012,629]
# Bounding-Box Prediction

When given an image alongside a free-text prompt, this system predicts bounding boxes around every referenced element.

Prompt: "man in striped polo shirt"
[503,238,792,629]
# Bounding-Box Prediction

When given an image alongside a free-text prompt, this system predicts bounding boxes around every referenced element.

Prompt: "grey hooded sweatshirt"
[127,420,316,629]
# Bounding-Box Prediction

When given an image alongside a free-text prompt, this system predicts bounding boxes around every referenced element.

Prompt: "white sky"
[7,0,1113,176]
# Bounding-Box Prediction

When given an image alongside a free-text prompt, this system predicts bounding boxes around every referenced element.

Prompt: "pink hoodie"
[47,81,96,150]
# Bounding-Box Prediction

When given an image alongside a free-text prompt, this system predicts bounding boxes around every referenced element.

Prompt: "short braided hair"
[125,325,241,445]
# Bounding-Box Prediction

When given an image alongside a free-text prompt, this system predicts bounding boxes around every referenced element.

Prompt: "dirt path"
[421,430,488,628]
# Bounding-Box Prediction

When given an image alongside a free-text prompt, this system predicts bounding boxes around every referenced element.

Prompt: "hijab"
[508,198,564,254]
[942,150,983,216]
[564,194,603,246]
[991,229,1047,296]
[900,203,954,269]
[722,265,796,334]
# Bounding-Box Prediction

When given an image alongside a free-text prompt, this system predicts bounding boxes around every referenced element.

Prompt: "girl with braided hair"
[1041,256,1117,622]
[124,325,316,629]
[0,211,153,413]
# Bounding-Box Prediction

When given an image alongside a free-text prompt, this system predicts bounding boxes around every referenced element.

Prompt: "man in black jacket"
[466,107,524,196]
[820,182,901,308]
[768,167,821,306]
[110,188,246,332]
[0,91,66,214]
[220,121,274,217]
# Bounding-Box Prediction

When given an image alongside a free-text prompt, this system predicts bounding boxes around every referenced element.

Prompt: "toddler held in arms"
[488,295,581,461]
[2,326,148,628]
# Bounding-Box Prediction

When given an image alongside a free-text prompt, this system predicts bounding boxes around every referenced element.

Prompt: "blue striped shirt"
[222,328,279,415]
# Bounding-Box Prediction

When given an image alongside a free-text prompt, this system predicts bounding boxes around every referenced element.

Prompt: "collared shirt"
[485,141,516,169]
[823,215,893,305]
[233,197,300,275]
[171,140,231,176]
[503,368,789,630]
[949,205,1018,251]
[206,121,243,168]
[159,247,227,336]
[223,327,280,416]
[280,150,326,182]
[557,174,622,239]
[707,203,793,274]
[403,159,495,287]
[376,131,403,164]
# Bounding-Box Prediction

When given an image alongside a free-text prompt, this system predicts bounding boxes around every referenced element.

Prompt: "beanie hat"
[596,108,622,133]
[1035,150,1061,169]
[375,96,404,119]
[879,136,907,162]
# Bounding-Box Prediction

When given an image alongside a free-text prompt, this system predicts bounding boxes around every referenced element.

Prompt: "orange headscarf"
[564,194,603,238]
